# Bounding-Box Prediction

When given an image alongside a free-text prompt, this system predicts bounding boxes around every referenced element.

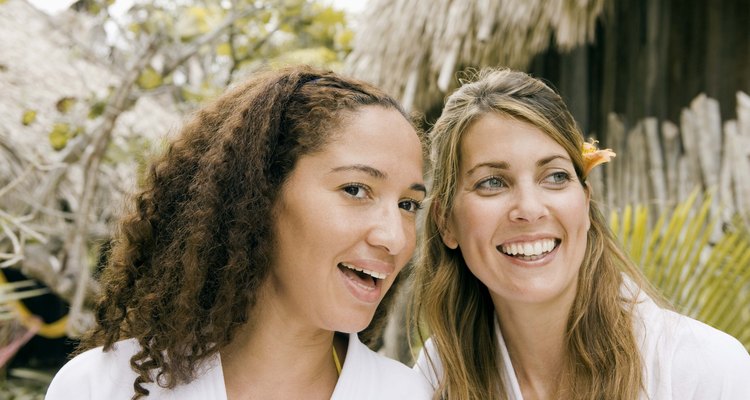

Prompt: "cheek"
[400,223,418,265]
[452,198,501,239]
[389,218,418,274]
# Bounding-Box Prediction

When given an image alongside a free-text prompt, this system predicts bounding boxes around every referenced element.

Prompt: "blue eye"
[398,199,423,213]
[477,176,506,190]
[546,171,570,185]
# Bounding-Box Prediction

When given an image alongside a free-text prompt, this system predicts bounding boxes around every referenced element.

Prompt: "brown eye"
[398,199,423,213]
[341,183,369,199]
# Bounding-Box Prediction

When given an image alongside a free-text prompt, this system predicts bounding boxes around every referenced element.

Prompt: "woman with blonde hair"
[46,65,432,399]
[412,67,750,399]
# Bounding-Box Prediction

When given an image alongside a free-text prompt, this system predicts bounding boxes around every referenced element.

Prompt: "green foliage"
[71,0,115,16]
[48,123,73,151]
[111,0,352,106]
[55,97,77,114]
[272,47,339,69]
[136,66,163,90]
[175,5,223,41]
[21,110,36,126]
[48,123,83,151]
[88,100,106,120]
[611,189,750,350]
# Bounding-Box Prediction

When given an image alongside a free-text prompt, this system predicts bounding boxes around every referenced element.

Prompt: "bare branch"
[162,5,263,77]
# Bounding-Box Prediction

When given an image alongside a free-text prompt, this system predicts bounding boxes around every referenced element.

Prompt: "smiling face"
[268,105,425,333]
[441,113,590,311]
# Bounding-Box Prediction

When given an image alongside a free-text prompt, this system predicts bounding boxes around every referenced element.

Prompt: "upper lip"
[339,259,395,280]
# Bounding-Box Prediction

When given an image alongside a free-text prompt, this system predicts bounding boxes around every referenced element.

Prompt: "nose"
[508,184,549,223]
[366,204,408,255]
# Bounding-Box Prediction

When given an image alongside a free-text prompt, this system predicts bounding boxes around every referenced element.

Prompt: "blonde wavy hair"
[412,68,654,400]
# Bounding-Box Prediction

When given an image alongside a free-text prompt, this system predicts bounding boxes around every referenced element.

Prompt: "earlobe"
[441,230,459,250]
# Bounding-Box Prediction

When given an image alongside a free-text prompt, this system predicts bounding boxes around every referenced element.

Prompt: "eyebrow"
[330,164,426,194]
[537,154,570,167]
[465,154,570,176]
[465,161,509,176]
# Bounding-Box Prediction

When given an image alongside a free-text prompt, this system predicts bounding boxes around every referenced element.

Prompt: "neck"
[492,297,573,400]
[220,288,345,400]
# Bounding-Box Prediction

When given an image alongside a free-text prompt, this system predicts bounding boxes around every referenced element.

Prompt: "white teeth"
[500,239,556,257]
[523,243,533,255]
[340,263,386,280]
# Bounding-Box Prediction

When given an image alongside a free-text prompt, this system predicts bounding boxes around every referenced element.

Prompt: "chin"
[332,308,377,334]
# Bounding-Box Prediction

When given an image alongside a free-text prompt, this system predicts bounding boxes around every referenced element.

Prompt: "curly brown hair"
[79,65,414,399]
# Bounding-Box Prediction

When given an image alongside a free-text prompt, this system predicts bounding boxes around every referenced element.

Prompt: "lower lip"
[338,268,382,303]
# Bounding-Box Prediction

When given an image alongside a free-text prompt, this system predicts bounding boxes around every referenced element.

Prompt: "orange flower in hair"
[582,139,616,177]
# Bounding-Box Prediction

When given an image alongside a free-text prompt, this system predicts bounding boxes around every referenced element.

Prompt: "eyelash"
[545,171,571,185]
[341,183,370,199]
[341,183,423,213]
[399,199,423,213]
[475,176,506,191]
[475,171,571,191]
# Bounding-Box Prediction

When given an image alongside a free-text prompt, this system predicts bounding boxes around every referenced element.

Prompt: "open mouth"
[337,262,386,290]
[497,238,560,261]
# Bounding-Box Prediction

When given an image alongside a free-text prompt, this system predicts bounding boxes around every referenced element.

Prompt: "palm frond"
[610,189,750,351]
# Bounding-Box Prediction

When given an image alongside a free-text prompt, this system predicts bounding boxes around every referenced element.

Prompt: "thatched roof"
[345,0,606,112]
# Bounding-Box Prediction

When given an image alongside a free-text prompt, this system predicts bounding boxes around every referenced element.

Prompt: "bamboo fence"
[590,91,750,229]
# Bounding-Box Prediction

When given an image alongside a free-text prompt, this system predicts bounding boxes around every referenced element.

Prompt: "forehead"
[306,105,423,177]
[459,114,565,166]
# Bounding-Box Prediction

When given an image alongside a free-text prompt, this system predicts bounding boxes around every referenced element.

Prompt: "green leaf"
[48,123,72,151]
[335,29,354,51]
[136,67,163,90]
[56,97,77,114]
[21,109,37,126]
[613,188,750,351]
[216,42,232,57]
[88,100,106,119]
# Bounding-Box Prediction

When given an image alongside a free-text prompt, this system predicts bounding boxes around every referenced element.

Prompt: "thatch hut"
[346,0,605,116]
[345,0,750,219]
[345,0,750,360]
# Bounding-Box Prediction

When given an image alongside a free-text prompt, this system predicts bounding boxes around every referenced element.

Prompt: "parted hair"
[79,65,412,399]
[412,68,652,400]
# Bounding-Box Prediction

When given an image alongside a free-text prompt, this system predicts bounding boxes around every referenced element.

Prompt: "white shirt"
[415,287,750,399]
[47,333,432,399]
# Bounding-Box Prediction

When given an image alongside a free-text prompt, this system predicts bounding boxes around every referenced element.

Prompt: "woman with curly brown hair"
[46,65,432,399]
[412,67,750,399]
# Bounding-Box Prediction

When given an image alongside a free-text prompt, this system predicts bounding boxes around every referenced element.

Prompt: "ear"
[433,199,459,249]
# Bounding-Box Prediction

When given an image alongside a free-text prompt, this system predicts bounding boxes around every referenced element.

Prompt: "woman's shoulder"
[413,337,441,389]
[668,313,750,372]
[638,299,748,363]
[636,299,750,398]
[45,338,142,399]
[332,334,433,399]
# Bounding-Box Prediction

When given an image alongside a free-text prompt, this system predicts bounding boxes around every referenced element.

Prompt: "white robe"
[415,286,750,399]
[46,333,432,399]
